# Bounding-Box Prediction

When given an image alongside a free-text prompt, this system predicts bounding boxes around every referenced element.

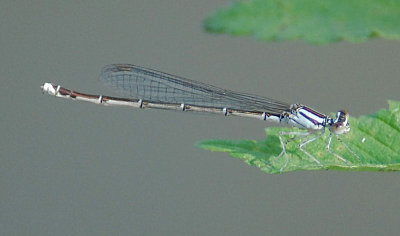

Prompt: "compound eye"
[336,110,349,123]
[330,110,350,135]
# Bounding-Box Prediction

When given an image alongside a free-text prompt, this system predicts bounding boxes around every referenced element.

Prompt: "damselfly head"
[330,110,350,135]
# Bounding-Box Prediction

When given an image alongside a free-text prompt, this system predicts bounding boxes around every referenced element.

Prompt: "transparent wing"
[100,64,291,114]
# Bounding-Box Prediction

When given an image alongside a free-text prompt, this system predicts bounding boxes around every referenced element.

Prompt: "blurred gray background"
[1,1,399,235]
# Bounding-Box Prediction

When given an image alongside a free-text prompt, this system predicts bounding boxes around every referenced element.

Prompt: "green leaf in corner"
[204,0,400,43]
[196,100,400,174]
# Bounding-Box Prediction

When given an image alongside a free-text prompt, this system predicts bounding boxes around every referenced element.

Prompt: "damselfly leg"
[277,129,361,172]
[326,133,361,164]
[277,130,325,172]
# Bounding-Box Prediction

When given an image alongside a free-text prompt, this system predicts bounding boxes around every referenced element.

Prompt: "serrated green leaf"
[196,100,400,174]
[204,0,400,43]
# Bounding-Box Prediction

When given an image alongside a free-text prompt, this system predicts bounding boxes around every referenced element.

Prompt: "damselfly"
[41,64,360,172]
